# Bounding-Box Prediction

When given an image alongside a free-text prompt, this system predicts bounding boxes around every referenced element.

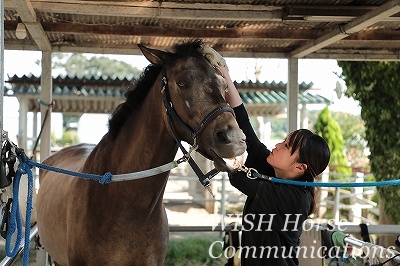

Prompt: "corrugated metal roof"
[5,0,400,60]
[4,74,330,115]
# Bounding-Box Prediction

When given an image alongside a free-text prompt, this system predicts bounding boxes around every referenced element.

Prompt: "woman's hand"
[201,45,228,75]
[220,66,243,108]
[201,45,242,107]
[213,156,241,173]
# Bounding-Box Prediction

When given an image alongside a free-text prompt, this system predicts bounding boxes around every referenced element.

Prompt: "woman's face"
[266,137,304,179]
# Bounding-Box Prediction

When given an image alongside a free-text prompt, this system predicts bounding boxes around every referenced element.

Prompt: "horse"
[35,39,247,265]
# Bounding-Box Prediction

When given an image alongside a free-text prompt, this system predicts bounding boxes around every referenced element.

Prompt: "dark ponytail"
[287,129,331,215]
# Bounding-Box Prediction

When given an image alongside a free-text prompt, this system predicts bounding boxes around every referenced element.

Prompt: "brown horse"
[36,40,246,265]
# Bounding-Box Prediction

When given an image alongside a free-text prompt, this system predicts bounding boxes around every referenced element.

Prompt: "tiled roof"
[4,74,330,115]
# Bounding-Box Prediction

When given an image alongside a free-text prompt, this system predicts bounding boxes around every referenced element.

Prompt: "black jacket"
[229,104,312,266]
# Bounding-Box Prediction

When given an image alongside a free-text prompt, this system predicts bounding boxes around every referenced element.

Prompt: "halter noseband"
[160,67,234,195]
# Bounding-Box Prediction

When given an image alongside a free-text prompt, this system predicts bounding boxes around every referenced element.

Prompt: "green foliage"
[308,109,367,168]
[63,114,81,129]
[314,106,352,175]
[331,112,367,168]
[338,61,400,223]
[54,129,80,147]
[269,117,287,139]
[51,53,143,79]
[164,236,225,266]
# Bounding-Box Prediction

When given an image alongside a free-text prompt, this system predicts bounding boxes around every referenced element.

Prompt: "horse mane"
[108,39,205,139]
[108,64,162,139]
[164,39,204,64]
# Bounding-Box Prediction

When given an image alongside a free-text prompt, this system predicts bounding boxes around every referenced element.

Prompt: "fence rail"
[0,168,390,265]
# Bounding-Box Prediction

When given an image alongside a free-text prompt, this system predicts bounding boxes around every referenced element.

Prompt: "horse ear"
[137,44,167,65]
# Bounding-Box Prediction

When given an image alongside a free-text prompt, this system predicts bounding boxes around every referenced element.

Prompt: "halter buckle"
[176,156,189,165]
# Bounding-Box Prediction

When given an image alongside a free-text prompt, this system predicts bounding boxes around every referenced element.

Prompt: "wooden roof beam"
[10,0,51,51]
[5,20,399,42]
[289,0,400,58]
[9,1,283,22]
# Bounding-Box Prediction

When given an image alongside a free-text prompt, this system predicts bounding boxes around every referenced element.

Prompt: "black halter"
[160,68,234,193]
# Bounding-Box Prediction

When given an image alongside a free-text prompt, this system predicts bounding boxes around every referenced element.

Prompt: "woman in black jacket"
[214,62,331,265]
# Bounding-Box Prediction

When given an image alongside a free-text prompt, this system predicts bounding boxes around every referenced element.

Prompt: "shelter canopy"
[4,0,400,60]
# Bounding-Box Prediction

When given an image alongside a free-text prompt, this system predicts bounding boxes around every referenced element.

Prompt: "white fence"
[1,159,396,265]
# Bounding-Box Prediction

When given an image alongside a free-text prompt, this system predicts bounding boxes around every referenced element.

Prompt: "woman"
[208,51,331,265]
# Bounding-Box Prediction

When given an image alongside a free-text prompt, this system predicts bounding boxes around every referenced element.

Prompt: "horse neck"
[85,74,179,176]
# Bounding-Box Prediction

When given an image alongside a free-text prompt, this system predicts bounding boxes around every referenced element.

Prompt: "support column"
[39,51,52,161]
[0,0,4,137]
[287,58,299,133]
[300,104,308,129]
[36,51,52,266]
[18,97,28,150]
[32,111,38,153]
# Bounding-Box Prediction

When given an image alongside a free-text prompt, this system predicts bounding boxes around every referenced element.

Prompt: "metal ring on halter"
[181,138,198,162]
[245,168,258,179]
[188,138,198,154]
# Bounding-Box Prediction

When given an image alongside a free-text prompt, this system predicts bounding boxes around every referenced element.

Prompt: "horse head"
[138,40,246,161]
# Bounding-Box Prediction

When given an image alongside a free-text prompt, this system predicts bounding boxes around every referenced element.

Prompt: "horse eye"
[176,81,187,88]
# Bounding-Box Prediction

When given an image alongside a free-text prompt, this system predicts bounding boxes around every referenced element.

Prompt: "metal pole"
[342,236,400,264]
[0,225,39,266]
[36,51,52,266]
[334,187,340,222]
[0,0,4,136]
[342,236,365,248]
[220,173,226,226]
[331,224,400,235]
[287,58,299,132]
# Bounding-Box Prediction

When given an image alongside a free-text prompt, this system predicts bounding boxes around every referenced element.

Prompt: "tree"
[36,53,144,146]
[338,61,400,245]
[52,53,143,78]
[309,109,367,169]
[331,112,367,170]
[314,106,351,176]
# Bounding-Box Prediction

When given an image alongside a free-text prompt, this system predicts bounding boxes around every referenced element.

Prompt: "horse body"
[36,40,246,265]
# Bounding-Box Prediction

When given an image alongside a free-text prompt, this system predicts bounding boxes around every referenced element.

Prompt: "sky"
[1,50,361,144]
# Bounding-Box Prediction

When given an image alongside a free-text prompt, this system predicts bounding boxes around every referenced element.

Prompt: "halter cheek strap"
[160,68,234,196]
[167,116,219,196]
[161,68,235,140]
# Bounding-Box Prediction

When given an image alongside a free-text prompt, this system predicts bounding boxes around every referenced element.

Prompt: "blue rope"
[23,157,400,188]
[26,158,112,184]
[5,156,400,266]
[5,166,22,258]
[266,176,400,187]
[5,156,34,265]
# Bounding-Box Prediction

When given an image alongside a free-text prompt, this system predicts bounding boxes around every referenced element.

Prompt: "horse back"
[39,143,95,182]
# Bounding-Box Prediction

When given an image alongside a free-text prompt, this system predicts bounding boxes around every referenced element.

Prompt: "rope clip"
[237,165,258,179]
[15,147,29,164]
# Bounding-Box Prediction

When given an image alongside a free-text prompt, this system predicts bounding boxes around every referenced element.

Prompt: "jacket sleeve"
[233,104,275,176]
[228,171,259,197]
[233,104,260,151]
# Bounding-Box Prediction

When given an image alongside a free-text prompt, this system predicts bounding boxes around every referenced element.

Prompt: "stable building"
[4,73,330,154]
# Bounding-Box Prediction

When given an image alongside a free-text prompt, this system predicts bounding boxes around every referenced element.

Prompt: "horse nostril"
[214,130,229,143]
[214,126,246,146]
